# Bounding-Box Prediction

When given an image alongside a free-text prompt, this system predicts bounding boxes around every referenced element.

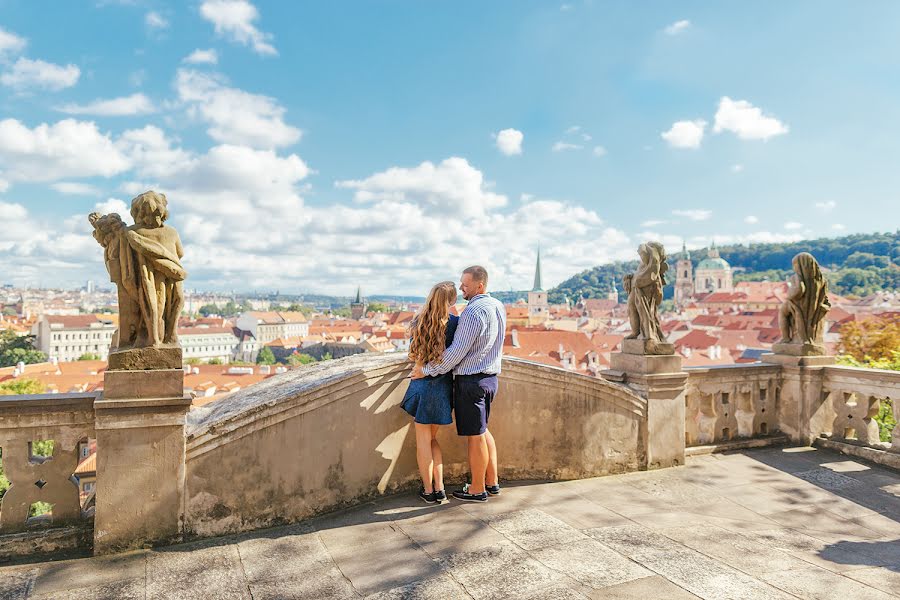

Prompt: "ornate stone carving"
[90,191,186,368]
[775,252,831,356]
[623,241,673,355]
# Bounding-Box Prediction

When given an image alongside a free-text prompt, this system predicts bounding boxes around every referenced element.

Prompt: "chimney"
[511,329,520,348]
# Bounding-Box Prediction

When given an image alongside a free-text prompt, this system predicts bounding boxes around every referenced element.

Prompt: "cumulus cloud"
[0,118,131,183]
[815,200,836,212]
[0,26,27,56]
[200,0,276,56]
[184,48,219,65]
[661,119,705,149]
[641,219,667,227]
[552,141,582,152]
[145,11,169,29]
[175,68,301,148]
[744,215,759,224]
[784,221,803,230]
[494,128,523,156]
[52,182,101,195]
[713,97,788,141]
[56,93,156,116]
[1,57,80,91]
[672,209,711,221]
[592,145,607,157]
[664,19,691,35]
[832,224,846,231]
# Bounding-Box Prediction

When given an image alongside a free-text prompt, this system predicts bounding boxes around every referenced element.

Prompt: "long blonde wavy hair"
[408,281,458,365]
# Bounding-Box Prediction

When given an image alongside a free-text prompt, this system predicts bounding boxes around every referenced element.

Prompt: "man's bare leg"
[466,433,489,494]
[485,429,498,487]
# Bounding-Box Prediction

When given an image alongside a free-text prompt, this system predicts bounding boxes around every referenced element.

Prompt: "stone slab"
[146,542,249,600]
[30,578,145,600]
[328,535,441,596]
[761,564,897,600]
[621,339,675,356]
[482,509,587,550]
[108,346,182,371]
[30,551,146,597]
[531,538,653,589]
[363,573,470,600]
[438,542,564,600]
[609,352,683,375]
[771,342,827,356]
[102,368,184,400]
[760,352,836,366]
[587,575,701,600]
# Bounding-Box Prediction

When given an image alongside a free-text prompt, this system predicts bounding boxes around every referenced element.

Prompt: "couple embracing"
[401,266,507,503]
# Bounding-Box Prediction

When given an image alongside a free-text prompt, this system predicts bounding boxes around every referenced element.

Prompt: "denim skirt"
[401,374,453,425]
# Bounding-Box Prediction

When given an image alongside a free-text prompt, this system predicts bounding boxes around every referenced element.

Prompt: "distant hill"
[548,231,900,303]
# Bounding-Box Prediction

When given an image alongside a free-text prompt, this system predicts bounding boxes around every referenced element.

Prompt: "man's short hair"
[463,265,488,286]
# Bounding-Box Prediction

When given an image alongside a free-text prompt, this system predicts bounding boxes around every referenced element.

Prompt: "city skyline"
[2,2,900,294]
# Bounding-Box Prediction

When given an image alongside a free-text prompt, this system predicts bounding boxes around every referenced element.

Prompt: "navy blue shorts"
[453,374,498,436]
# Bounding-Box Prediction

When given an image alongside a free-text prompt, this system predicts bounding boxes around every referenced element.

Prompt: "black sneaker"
[452,488,488,502]
[419,488,437,503]
[463,482,501,496]
[433,490,449,504]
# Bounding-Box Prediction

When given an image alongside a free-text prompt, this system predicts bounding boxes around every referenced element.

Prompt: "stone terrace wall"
[182,354,647,539]
[684,364,783,446]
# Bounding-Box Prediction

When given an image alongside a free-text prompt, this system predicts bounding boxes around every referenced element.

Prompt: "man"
[411,265,506,502]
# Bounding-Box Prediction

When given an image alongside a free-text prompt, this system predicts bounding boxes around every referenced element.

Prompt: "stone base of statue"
[108,345,183,370]
[771,342,827,356]
[622,338,675,356]
[761,350,835,367]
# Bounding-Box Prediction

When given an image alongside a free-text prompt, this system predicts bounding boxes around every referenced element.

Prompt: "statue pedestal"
[605,352,686,470]
[94,367,191,554]
[760,350,833,445]
[622,339,675,356]
[108,345,182,371]
[771,342,827,357]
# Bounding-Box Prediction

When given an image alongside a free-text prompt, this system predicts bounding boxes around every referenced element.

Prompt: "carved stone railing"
[816,366,900,455]
[183,354,648,539]
[0,393,97,538]
[684,364,782,446]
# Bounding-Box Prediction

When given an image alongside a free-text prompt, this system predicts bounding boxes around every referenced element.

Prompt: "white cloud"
[592,145,607,157]
[832,224,846,231]
[661,119,705,149]
[1,57,80,91]
[641,219,667,227]
[0,179,8,193]
[52,182,102,195]
[672,209,712,221]
[94,198,129,215]
[129,69,147,87]
[565,125,581,134]
[784,221,803,230]
[560,4,573,11]
[664,20,691,35]
[744,215,759,224]
[200,0,276,56]
[815,200,836,212]
[175,68,300,148]
[336,157,505,219]
[184,48,219,65]
[731,164,744,173]
[713,97,788,141]
[0,26,27,56]
[552,141,582,152]
[145,11,169,29]
[0,118,131,183]
[57,93,156,116]
[494,128,523,156]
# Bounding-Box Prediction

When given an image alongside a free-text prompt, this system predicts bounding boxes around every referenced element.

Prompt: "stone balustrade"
[683,364,783,446]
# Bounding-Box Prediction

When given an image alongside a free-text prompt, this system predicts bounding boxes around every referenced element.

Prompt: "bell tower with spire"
[350,286,366,320]
[674,241,694,308]
[528,246,549,326]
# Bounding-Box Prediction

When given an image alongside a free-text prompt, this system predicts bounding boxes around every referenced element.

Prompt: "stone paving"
[2,446,899,599]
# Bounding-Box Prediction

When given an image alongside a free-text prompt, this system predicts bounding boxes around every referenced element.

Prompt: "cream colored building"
[236,311,310,345]
[32,314,117,362]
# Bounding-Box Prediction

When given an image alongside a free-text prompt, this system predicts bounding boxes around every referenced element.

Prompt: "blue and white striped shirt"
[423,294,506,376]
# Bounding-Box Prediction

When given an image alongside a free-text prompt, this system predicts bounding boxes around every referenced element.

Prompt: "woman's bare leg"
[415,423,434,493]
[430,425,444,491]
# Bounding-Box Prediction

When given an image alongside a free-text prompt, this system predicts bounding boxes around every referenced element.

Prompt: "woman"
[402,281,459,504]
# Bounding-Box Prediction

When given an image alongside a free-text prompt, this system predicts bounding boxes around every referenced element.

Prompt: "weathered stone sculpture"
[623,241,673,355]
[90,191,186,369]
[775,252,831,355]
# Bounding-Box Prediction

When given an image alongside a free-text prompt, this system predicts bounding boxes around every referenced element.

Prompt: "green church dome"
[697,257,731,270]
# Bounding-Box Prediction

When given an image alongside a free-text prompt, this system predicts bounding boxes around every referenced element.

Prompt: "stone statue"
[623,241,672,355]
[777,252,830,354]
[90,191,187,363]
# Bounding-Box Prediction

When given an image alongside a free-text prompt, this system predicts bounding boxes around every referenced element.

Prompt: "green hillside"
[548,231,900,304]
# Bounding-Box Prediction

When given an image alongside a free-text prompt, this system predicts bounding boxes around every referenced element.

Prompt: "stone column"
[94,365,191,555]
[762,352,833,445]
[604,340,687,470]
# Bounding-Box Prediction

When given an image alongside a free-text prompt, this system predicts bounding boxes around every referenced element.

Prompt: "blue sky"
[1,1,899,294]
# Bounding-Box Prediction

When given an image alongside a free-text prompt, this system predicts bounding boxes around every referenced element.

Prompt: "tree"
[368,302,388,313]
[331,307,352,318]
[0,377,45,396]
[838,316,900,362]
[0,330,46,368]
[257,346,276,365]
[287,353,316,366]
[198,304,220,317]
[207,357,224,365]
[78,353,101,361]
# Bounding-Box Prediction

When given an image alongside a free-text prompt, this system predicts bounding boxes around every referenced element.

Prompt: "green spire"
[682,241,691,260]
[354,286,362,303]
[532,246,543,291]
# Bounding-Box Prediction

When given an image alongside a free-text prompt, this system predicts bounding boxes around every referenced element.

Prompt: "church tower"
[350,286,366,320]
[607,278,619,304]
[674,242,694,307]
[528,247,549,326]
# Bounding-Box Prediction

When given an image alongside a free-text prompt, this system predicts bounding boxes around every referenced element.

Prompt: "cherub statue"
[89,191,187,350]
[778,252,830,349]
[624,241,669,352]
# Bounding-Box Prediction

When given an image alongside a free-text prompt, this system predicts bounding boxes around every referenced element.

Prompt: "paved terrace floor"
[2,446,900,600]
